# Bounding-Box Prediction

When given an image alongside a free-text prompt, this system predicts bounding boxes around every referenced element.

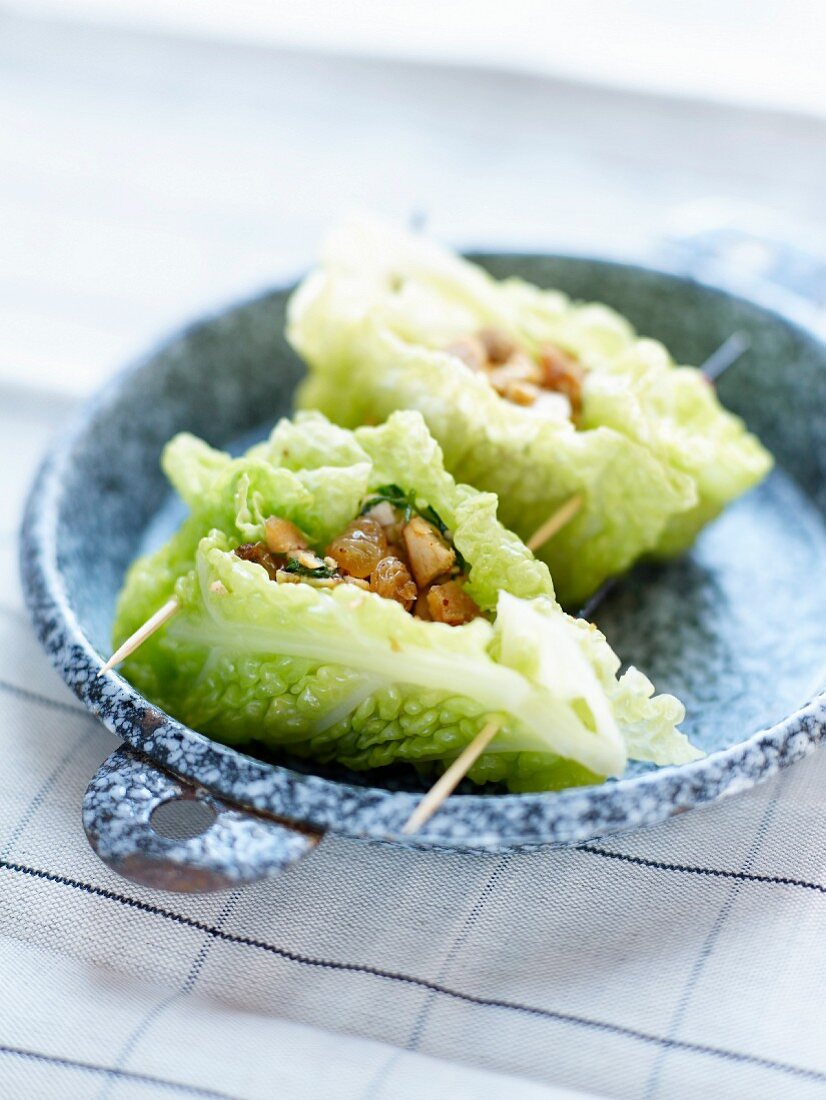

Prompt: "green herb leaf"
[281,557,338,580]
[359,484,408,515]
[418,503,449,537]
[360,485,456,549]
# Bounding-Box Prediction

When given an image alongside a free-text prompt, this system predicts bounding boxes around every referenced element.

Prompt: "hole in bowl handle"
[82,746,323,892]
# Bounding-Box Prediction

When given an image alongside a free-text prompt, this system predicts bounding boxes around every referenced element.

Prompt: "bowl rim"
[20,253,826,851]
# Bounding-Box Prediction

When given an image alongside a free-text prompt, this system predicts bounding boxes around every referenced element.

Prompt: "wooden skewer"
[527,493,582,553]
[576,579,615,621]
[97,596,180,676]
[402,719,503,834]
[700,331,750,382]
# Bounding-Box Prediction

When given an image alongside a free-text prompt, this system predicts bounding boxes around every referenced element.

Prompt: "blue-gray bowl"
[21,256,826,892]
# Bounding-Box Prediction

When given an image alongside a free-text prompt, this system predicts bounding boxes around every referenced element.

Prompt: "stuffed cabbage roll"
[288,219,772,606]
[113,411,699,792]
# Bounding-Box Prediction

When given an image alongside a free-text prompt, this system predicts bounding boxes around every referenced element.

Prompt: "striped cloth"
[4,382,826,1100]
[5,12,826,1097]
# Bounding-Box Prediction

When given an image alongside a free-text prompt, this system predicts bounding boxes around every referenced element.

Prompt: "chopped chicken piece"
[371,556,417,610]
[477,327,515,364]
[538,343,585,418]
[264,516,308,555]
[403,516,456,588]
[444,335,487,371]
[326,515,387,578]
[426,580,481,625]
[364,500,396,527]
[521,391,572,421]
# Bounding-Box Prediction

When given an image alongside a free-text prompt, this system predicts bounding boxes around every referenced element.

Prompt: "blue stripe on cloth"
[1,857,825,1089]
[0,677,89,718]
[0,1043,242,1100]
[99,891,244,1100]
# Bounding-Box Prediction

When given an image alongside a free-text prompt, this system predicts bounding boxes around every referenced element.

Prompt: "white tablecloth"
[5,13,826,1099]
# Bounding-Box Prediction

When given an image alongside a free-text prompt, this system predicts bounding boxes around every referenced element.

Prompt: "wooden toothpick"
[527,494,582,553]
[402,718,503,834]
[97,596,180,676]
[700,331,750,382]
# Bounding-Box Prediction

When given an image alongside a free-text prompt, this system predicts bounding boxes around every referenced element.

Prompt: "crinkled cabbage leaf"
[114,411,700,791]
[288,218,772,605]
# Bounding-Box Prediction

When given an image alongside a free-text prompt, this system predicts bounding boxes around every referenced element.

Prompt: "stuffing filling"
[445,327,585,420]
[234,487,482,625]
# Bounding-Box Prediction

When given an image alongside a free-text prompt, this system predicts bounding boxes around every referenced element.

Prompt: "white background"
[12,0,826,115]
[2,0,826,396]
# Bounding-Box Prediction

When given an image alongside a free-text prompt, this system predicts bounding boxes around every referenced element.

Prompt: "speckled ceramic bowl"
[21,256,826,893]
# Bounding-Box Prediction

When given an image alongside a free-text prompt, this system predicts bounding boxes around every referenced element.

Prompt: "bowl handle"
[82,746,323,892]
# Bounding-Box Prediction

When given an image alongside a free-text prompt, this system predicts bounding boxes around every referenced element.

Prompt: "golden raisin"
[371,556,417,610]
[326,515,387,578]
